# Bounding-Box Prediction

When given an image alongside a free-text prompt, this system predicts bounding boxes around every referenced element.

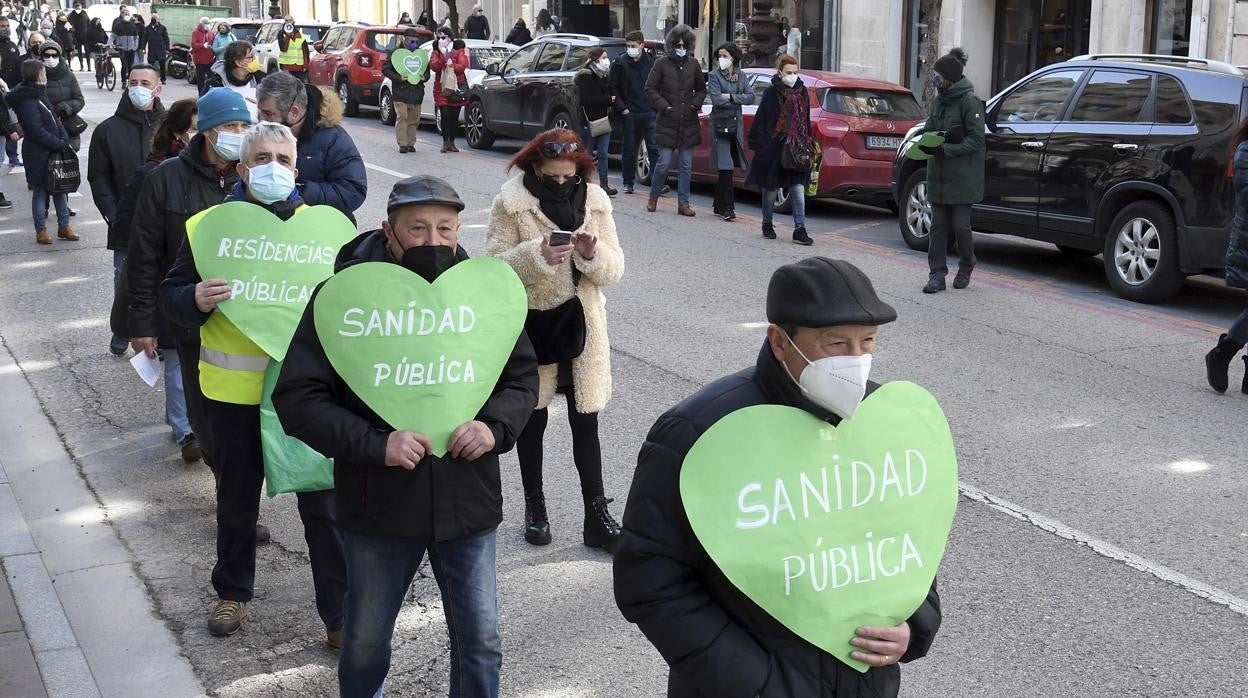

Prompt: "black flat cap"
[387,175,465,213]
[766,257,897,327]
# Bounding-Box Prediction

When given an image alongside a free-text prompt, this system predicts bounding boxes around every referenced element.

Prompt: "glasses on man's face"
[540,141,581,158]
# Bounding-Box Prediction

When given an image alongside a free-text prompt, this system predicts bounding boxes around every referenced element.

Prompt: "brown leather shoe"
[35,228,51,245]
[57,226,79,241]
[646,197,657,212]
[678,203,696,217]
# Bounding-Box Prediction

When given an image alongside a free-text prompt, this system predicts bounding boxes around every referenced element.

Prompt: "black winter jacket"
[88,94,165,231]
[381,53,426,105]
[745,75,812,191]
[614,343,942,698]
[273,230,539,541]
[611,51,655,115]
[7,82,66,190]
[462,13,490,40]
[145,23,170,60]
[127,134,238,342]
[504,25,531,45]
[574,66,615,122]
[68,9,88,43]
[108,159,159,341]
[1228,141,1248,289]
[644,27,705,149]
[39,41,83,119]
[0,37,20,87]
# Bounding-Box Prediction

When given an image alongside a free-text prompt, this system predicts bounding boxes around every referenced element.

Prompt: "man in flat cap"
[614,257,941,697]
[273,175,538,698]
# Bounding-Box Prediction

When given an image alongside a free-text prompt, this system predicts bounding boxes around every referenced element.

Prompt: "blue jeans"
[580,127,611,185]
[32,186,69,232]
[162,349,192,442]
[620,110,657,187]
[1229,308,1248,345]
[339,528,500,698]
[5,138,16,161]
[650,146,692,205]
[761,184,807,228]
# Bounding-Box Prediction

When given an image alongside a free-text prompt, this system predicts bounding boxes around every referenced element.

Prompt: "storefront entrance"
[994,0,1090,93]
[730,0,826,69]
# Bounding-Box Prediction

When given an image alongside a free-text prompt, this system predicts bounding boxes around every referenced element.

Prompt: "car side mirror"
[313,40,324,52]
[486,63,501,76]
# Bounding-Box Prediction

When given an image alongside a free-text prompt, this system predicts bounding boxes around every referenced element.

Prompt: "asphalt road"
[0,74,1246,697]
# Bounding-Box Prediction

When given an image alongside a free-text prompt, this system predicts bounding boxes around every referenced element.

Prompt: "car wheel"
[636,140,652,186]
[898,168,932,251]
[1055,244,1096,259]
[465,101,495,149]
[337,78,359,117]
[548,110,573,131]
[1102,200,1184,302]
[379,90,395,125]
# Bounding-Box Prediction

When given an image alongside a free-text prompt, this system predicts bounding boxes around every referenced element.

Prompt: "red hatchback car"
[309,23,434,117]
[672,68,924,212]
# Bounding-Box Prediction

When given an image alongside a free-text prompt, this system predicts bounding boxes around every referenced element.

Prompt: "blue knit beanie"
[197,88,253,131]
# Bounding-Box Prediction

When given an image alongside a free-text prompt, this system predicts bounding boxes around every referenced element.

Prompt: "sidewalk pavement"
[0,338,205,697]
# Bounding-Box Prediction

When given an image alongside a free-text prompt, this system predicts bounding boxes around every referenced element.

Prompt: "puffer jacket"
[191,24,215,65]
[644,24,705,149]
[38,40,83,119]
[614,342,942,698]
[1226,141,1248,289]
[485,174,624,413]
[293,84,367,217]
[574,64,615,123]
[923,76,985,205]
[7,81,66,190]
[429,46,469,108]
[88,92,165,232]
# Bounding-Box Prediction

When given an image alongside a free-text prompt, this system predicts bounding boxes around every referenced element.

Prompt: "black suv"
[892,54,1248,302]
[464,34,660,156]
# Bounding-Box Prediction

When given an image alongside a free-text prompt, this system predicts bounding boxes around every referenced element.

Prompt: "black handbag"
[62,113,87,136]
[524,267,586,365]
[780,135,815,172]
[712,110,737,136]
[45,145,81,194]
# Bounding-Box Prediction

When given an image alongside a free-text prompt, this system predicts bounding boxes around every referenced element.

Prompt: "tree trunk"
[445,0,460,36]
[919,0,941,108]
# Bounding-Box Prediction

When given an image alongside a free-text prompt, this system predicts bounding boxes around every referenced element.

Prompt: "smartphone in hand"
[549,230,573,246]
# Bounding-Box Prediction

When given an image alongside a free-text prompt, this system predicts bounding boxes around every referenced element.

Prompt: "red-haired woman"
[484,128,626,552]
[745,54,814,245]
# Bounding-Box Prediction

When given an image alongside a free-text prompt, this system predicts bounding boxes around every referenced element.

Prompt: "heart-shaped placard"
[679,381,958,672]
[391,48,430,84]
[190,202,357,361]
[312,259,527,456]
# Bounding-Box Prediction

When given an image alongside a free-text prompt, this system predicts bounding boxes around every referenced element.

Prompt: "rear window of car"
[823,89,924,120]
[366,32,403,53]
[471,47,511,72]
[230,24,262,43]
[299,26,325,43]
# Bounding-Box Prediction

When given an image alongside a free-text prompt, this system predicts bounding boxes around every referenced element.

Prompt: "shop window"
[1153,0,1192,56]
[1069,70,1151,123]
[733,0,803,69]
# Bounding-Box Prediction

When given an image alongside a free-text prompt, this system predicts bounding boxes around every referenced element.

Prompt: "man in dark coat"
[380,28,426,153]
[256,71,367,221]
[462,4,490,40]
[67,1,87,70]
[918,48,983,294]
[615,257,943,698]
[88,63,164,355]
[0,16,23,166]
[273,175,538,697]
[610,30,659,195]
[644,24,704,217]
[128,88,252,466]
[144,13,170,84]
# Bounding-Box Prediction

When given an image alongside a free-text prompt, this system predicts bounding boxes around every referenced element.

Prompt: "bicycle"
[92,44,118,91]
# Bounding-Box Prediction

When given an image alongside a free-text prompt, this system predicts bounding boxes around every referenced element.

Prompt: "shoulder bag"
[583,107,611,137]
[62,112,87,136]
[524,265,586,365]
[46,145,81,193]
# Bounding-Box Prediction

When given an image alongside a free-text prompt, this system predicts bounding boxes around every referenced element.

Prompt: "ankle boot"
[583,496,622,552]
[524,493,551,545]
[1205,333,1243,394]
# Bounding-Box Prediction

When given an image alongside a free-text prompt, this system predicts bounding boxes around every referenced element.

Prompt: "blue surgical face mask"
[674,48,686,58]
[931,73,942,90]
[246,161,297,204]
[127,85,153,109]
[211,129,244,161]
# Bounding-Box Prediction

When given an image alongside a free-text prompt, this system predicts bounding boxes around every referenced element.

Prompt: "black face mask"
[398,244,457,283]
[540,174,577,200]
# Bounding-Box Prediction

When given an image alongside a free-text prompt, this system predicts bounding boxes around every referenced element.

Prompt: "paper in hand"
[130,351,161,388]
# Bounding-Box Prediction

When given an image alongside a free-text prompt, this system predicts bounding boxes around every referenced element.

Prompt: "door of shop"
[993,0,1091,93]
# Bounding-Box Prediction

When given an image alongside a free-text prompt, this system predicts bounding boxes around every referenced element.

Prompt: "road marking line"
[959,481,1248,617]
[364,162,411,179]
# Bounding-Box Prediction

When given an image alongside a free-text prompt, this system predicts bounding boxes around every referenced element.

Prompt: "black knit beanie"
[933,51,965,83]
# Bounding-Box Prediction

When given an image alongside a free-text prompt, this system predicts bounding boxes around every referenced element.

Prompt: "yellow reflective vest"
[280,36,306,68]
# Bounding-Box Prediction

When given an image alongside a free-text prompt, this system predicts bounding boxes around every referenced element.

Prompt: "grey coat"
[707,67,753,171]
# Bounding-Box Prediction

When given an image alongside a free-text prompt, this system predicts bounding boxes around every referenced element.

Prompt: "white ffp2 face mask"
[781,73,799,87]
[782,332,872,419]
[717,56,732,71]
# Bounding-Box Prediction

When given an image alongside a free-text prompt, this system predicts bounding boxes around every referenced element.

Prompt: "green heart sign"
[190,202,357,361]
[312,259,527,456]
[391,48,430,84]
[679,381,958,672]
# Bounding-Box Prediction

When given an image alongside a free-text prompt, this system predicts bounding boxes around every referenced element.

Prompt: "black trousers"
[440,105,461,145]
[516,381,603,504]
[120,49,135,79]
[712,170,736,215]
[175,338,214,472]
[75,40,89,68]
[205,397,348,631]
[927,203,976,277]
[194,62,212,95]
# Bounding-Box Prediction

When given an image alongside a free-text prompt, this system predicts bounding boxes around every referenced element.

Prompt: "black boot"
[1241,355,1248,395]
[1205,334,1243,393]
[524,493,551,545]
[583,496,622,552]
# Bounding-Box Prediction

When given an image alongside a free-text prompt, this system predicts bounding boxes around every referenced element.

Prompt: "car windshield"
[230,24,262,42]
[823,89,924,120]
[472,47,511,72]
[299,26,325,42]
[367,32,403,52]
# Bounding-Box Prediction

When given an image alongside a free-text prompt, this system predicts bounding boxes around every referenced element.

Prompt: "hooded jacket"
[37,39,83,119]
[7,80,66,190]
[922,76,985,205]
[272,229,539,541]
[614,343,942,698]
[88,92,166,229]
[127,133,238,342]
[293,84,366,217]
[1227,141,1248,289]
[644,25,705,149]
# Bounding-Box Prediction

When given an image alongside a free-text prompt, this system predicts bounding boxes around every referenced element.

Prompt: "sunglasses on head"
[540,141,581,158]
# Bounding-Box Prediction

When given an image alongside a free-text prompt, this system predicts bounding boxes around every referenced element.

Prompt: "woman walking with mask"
[573,47,618,195]
[746,54,813,245]
[1206,118,1248,394]
[429,34,469,153]
[707,41,752,221]
[485,128,626,552]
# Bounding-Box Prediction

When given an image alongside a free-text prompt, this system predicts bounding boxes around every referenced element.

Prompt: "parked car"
[253,19,329,75]
[682,68,923,212]
[892,54,1246,302]
[378,38,515,130]
[463,33,663,151]
[221,18,265,44]
[309,22,435,116]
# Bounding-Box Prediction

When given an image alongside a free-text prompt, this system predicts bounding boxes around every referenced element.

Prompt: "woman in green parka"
[918,47,984,294]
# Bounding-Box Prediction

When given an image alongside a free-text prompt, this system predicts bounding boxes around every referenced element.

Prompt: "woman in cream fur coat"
[485,128,626,552]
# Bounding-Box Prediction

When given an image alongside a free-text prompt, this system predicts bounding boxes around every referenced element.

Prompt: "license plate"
[867,135,903,150]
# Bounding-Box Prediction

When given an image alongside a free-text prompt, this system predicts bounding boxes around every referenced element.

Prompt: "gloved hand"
[944,125,966,144]
[918,144,942,157]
